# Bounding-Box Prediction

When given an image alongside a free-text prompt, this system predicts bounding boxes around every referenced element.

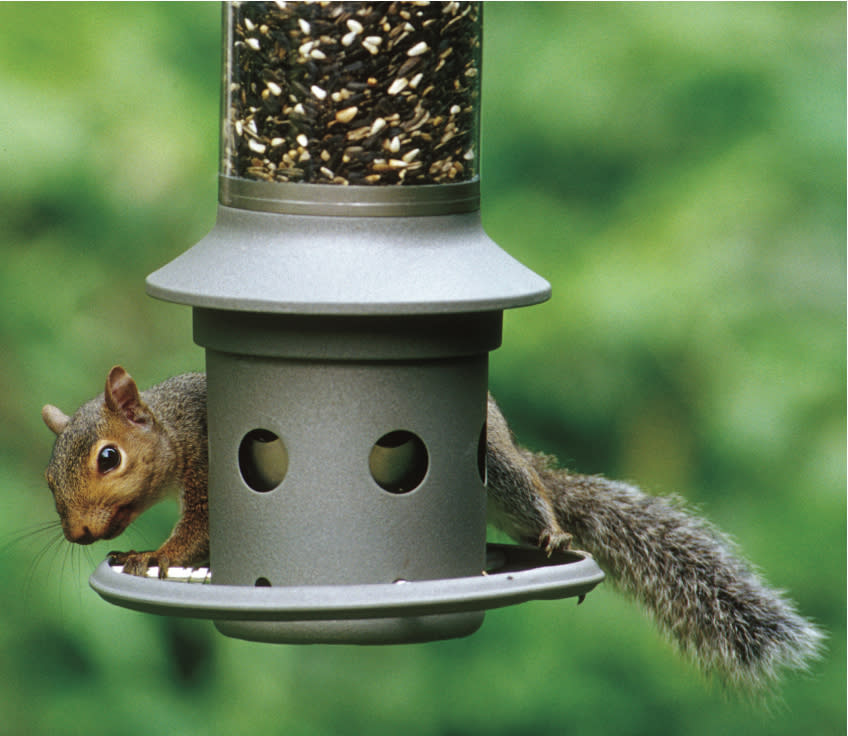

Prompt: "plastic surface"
[204,349,490,589]
[90,544,604,644]
[145,205,551,315]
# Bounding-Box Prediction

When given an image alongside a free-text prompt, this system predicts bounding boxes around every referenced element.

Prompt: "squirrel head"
[42,366,170,545]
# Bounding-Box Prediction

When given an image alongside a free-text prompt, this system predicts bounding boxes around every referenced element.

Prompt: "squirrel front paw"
[108,549,172,579]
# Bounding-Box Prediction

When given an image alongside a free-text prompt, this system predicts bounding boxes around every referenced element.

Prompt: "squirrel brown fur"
[42,367,823,690]
[42,367,208,577]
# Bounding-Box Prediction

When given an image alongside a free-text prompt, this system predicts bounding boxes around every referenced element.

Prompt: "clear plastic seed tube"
[222,1,481,186]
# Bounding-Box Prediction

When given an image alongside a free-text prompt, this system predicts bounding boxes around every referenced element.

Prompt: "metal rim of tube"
[219,176,481,217]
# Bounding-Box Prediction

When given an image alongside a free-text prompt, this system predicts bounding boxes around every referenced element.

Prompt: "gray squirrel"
[42,366,823,690]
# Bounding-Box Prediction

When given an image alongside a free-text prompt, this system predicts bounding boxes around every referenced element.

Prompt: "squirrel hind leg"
[507,514,572,556]
[526,470,573,555]
[538,528,573,556]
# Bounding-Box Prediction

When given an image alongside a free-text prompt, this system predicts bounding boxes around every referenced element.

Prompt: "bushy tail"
[532,460,825,690]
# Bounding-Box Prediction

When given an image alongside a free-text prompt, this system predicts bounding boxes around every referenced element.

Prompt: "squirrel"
[42,366,823,690]
[41,367,209,577]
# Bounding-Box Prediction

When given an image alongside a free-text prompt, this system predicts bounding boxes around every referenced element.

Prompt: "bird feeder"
[90,1,603,644]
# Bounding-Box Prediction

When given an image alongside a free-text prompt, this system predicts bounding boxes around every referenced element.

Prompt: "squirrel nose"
[69,526,96,545]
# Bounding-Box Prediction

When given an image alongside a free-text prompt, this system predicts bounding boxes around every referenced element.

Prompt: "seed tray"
[90,544,604,624]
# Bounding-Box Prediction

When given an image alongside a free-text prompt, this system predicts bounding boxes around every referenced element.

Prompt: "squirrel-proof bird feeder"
[89,1,603,644]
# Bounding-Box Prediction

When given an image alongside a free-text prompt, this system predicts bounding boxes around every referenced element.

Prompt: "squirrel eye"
[97,445,121,474]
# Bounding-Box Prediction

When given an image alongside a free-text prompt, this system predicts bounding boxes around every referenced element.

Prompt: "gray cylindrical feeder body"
[199,310,497,590]
[143,1,554,644]
[202,312,494,644]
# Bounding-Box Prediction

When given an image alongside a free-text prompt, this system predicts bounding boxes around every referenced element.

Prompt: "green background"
[0,2,844,734]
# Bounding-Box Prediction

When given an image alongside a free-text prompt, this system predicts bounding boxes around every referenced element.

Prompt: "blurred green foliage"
[0,2,844,735]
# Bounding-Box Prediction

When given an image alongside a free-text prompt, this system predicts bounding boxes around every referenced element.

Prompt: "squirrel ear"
[42,404,70,435]
[105,366,149,425]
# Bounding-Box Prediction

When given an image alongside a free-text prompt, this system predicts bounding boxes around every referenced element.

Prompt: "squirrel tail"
[529,456,825,690]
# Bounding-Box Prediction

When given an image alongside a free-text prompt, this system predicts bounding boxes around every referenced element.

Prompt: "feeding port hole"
[369,430,429,494]
[238,427,450,496]
[239,429,288,492]
[240,423,487,498]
